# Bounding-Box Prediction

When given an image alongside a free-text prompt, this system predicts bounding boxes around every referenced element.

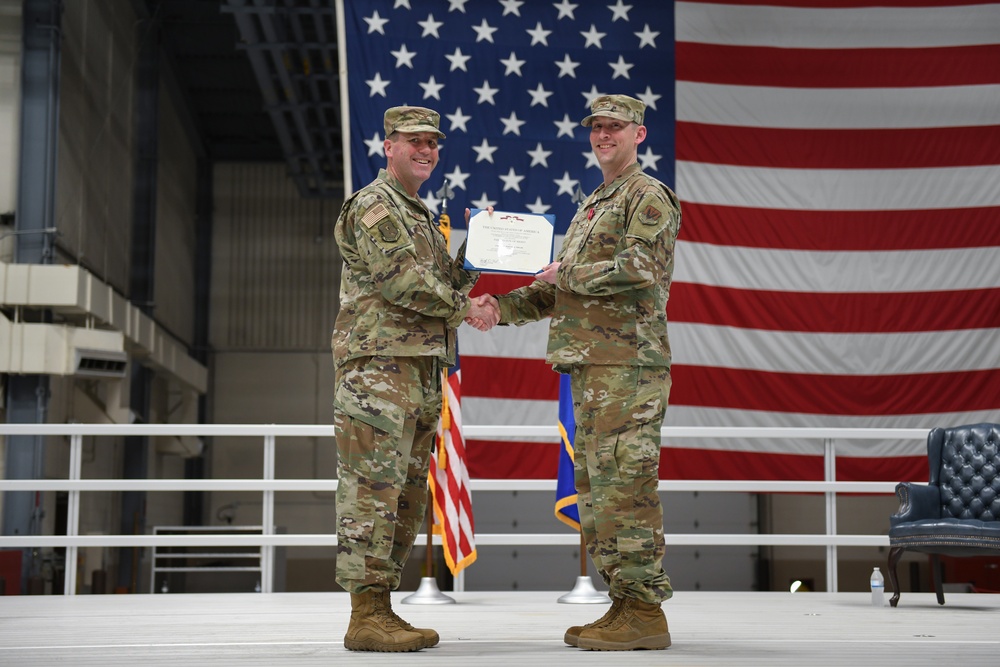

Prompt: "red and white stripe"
[670,0,1000,479]
[430,366,477,575]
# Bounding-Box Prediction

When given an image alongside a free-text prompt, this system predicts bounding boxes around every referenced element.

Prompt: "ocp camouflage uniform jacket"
[497,162,681,372]
[332,169,477,368]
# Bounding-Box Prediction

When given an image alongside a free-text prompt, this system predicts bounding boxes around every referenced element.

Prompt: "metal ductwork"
[0,313,127,378]
[224,0,343,198]
[0,261,207,393]
[73,348,129,378]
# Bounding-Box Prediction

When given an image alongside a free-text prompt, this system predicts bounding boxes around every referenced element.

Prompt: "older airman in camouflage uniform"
[332,106,496,652]
[487,94,681,651]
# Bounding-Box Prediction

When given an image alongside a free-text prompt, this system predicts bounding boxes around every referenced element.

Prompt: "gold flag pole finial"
[436,179,455,249]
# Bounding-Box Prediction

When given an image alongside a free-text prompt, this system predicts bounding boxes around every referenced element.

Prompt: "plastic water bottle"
[870,567,884,607]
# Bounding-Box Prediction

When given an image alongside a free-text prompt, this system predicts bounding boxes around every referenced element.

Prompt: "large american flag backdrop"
[337,0,1000,484]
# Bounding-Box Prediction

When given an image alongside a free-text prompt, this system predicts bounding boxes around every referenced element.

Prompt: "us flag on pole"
[429,359,477,575]
[338,0,1000,485]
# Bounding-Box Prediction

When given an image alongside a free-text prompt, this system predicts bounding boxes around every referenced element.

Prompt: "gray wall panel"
[153,93,197,344]
[0,7,20,216]
[211,162,341,351]
[55,0,135,291]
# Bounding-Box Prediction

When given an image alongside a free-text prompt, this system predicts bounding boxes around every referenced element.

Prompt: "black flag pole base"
[402,577,456,605]
[558,576,611,604]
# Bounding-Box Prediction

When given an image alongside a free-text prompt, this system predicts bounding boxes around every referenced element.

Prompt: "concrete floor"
[1,590,996,666]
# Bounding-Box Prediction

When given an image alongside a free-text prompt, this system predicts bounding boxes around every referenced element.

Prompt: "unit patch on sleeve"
[627,190,673,243]
[641,204,663,225]
[378,220,400,243]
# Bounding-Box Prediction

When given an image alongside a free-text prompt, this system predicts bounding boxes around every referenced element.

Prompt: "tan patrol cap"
[581,94,645,127]
[383,105,446,139]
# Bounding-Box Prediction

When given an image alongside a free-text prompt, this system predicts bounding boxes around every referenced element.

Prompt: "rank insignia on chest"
[378,220,400,243]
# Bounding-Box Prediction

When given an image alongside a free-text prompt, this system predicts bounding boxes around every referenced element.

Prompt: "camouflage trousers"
[569,364,673,604]
[333,354,442,594]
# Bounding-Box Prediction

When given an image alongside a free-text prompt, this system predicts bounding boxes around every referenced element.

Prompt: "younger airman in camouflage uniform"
[487,94,681,651]
[332,106,495,652]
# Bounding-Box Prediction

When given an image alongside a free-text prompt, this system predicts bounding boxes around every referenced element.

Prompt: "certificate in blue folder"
[462,209,555,275]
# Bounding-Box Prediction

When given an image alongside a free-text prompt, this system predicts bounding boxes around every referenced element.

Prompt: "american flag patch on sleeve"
[361,203,389,228]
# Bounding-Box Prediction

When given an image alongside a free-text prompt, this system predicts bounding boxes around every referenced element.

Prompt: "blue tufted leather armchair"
[888,423,1000,607]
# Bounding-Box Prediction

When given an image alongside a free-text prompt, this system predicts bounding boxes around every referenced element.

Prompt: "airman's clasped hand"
[464,294,500,332]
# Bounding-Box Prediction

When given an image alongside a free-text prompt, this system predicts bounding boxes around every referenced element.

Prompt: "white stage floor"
[1,590,997,666]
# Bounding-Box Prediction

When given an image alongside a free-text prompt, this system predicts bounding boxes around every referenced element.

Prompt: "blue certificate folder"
[462,208,556,275]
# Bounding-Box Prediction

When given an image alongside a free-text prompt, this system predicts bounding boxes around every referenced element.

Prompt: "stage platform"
[1,590,997,666]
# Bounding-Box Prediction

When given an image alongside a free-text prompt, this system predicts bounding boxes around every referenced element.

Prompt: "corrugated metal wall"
[153,95,198,345]
[211,162,342,351]
[46,0,199,348]
[55,0,136,294]
[0,8,20,217]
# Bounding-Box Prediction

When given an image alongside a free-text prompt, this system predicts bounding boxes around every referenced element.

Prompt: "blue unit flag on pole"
[554,373,580,531]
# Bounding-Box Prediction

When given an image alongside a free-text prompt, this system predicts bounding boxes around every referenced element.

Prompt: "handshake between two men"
[462,260,561,332]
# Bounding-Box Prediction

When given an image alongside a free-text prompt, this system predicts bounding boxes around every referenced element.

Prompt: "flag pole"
[558,529,609,604]
[425,487,434,576]
[556,369,608,604]
[403,181,457,605]
[402,486,454,604]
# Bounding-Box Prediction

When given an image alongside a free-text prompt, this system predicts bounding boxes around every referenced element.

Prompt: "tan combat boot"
[576,596,671,651]
[378,589,440,648]
[563,596,623,647]
[344,590,424,652]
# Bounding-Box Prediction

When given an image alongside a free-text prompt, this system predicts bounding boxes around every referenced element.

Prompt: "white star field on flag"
[343,0,672,229]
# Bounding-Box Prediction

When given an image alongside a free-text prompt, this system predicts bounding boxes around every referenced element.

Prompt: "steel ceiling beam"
[224,0,342,198]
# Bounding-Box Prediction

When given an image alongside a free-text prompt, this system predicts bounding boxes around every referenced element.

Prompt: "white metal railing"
[0,424,926,595]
